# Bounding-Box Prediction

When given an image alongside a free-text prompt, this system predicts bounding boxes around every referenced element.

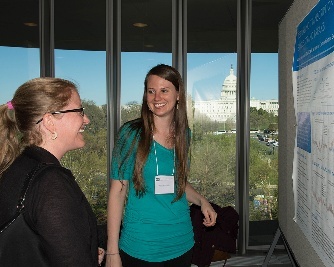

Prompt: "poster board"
[292,0,334,266]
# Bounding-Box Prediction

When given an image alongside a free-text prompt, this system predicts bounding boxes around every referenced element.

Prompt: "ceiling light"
[133,22,148,28]
[24,22,38,27]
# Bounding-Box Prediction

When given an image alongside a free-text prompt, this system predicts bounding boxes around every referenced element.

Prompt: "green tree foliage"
[190,109,279,221]
[60,100,278,224]
[61,100,108,224]
[83,100,107,133]
[190,131,236,208]
[249,139,278,220]
[250,107,278,131]
[121,101,141,125]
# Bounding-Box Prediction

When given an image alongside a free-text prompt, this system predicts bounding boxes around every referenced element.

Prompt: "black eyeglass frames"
[36,107,85,124]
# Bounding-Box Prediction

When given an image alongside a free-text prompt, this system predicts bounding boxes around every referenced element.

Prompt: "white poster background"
[292,0,334,266]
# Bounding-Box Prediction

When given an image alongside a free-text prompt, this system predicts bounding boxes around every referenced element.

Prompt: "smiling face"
[146,74,179,120]
[43,90,90,159]
[56,90,90,152]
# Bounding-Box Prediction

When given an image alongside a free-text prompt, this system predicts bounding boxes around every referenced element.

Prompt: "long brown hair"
[0,77,77,176]
[129,64,190,200]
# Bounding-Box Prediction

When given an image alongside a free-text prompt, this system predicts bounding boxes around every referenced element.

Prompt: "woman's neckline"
[153,139,174,150]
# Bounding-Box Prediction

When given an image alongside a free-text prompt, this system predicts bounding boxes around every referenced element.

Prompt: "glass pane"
[54,49,108,224]
[249,53,279,246]
[121,52,172,123]
[121,0,172,124]
[0,47,39,103]
[249,0,285,247]
[187,0,237,211]
[189,53,237,208]
[249,54,279,221]
[0,0,39,103]
[54,0,107,224]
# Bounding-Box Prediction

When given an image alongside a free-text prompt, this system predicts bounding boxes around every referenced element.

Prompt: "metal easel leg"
[262,227,298,267]
[262,227,281,267]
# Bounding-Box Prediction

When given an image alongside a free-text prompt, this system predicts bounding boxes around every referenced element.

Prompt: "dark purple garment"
[190,203,239,267]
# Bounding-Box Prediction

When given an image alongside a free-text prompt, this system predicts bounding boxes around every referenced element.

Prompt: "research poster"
[292,0,334,266]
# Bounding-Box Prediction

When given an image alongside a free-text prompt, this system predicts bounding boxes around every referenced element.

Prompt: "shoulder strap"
[16,163,53,212]
[0,163,54,233]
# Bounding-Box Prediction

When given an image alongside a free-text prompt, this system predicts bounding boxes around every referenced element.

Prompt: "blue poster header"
[293,0,334,71]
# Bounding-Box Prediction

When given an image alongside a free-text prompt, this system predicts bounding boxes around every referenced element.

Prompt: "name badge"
[155,175,175,194]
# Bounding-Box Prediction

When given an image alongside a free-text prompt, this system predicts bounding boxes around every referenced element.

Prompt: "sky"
[0,47,278,106]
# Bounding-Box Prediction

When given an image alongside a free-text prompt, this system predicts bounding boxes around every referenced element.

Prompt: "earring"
[51,132,58,140]
[176,100,179,110]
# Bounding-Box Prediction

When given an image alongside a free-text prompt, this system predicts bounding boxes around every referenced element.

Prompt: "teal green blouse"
[111,122,194,262]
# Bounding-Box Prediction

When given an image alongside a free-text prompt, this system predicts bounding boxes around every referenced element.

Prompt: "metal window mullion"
[106,0,121,189]
[39,0,54,77]
[172,0,187,88]
[236,0,252,255]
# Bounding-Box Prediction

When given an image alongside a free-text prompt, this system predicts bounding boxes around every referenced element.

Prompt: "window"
[188,56,238,228]
[54,2,108,224]
[120,0,172,124]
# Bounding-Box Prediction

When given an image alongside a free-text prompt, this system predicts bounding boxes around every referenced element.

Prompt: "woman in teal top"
[106,64,217,267]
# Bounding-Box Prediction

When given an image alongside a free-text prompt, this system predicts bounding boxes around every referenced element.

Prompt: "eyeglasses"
[36,107,85,124]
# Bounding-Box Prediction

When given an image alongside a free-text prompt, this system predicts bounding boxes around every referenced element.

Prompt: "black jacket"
[0,146,98,267]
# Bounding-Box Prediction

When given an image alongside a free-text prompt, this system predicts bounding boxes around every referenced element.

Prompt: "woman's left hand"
[201,200,217,227]
[185,182,217,227]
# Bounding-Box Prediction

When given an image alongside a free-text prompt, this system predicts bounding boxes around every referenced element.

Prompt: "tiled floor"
[191,248,294,267]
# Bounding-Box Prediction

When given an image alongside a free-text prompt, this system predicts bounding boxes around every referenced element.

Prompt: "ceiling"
[0,0,293,53]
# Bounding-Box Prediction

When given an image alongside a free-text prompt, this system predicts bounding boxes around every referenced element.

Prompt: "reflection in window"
[188,53,237,208]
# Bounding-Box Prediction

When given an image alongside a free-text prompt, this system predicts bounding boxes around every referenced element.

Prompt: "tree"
[250,107,278,131]
[190,119,279,220]
[249,138,278,220]
[121,101,141,125]
[61,101,108,224]
[189,134,236,207]
[60,101,279,224]
[83,100,107,134]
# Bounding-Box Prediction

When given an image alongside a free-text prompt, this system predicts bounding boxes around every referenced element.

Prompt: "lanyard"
[153,137,175,176]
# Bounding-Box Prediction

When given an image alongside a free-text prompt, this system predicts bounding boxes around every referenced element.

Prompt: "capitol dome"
[194,65,278,124]
[221,65,237,99]
[223,65,237,86]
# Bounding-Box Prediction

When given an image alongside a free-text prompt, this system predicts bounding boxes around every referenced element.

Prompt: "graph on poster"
[312,112,334,156]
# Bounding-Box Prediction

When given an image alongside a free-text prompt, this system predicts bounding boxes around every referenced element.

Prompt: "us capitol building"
[193,65,279,123]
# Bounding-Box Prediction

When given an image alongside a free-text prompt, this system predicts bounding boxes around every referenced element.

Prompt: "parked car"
[214,130,228,135]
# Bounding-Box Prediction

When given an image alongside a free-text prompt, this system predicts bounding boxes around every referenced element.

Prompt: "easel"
[262,227,299,267]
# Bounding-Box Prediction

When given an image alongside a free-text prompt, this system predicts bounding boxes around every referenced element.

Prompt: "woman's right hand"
[105,253,122,267]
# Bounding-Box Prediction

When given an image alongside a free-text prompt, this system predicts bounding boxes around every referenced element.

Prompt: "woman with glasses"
[106,64,217,267]
[0,77,104,266]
